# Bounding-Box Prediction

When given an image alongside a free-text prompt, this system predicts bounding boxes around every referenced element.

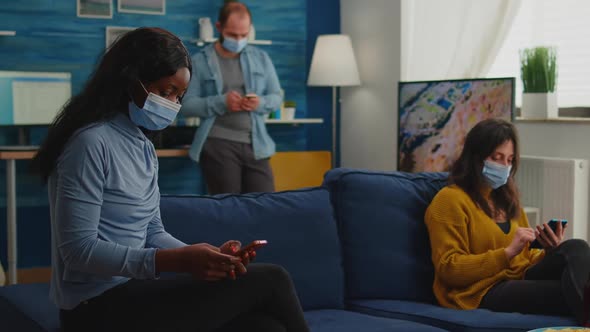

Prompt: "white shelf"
[173,118,323,127]
[248,40,272,45]
[265,118,323,124]
[0,31,16,36]
[515,116,590,124]
[192,38,272,47]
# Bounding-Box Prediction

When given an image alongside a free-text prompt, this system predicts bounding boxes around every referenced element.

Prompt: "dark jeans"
[60,264,309,332]
[480,239,590,323]
[200,138,275,195]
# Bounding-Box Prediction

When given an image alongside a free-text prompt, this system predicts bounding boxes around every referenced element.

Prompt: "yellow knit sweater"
[424,185,545,310]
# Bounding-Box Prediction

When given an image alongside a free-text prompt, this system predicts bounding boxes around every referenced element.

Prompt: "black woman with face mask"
[425,118,590,326]
[32,27,308,332]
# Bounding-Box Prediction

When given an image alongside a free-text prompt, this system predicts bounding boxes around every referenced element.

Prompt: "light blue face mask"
[222,36,248,53]
[128,82,181,131]
[482,160,512,189]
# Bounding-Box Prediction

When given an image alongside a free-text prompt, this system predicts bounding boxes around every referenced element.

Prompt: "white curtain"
[401,0,522,81]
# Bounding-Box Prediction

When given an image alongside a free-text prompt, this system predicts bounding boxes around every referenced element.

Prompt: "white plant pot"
[282,107,296,120]
[521,92,558,119]
[185,117,200,127]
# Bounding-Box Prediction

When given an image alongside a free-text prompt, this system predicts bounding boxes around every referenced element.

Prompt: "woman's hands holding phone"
[156,243,242,281]
[535,220,566,250]
[505,227,536,260]
[156,240,266,282]
[220,240,249,279]
[221,240,267,278]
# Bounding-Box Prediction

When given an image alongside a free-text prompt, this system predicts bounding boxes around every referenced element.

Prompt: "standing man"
[181,1,282,194]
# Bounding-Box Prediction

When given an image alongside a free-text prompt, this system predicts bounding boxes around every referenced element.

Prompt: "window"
[487,0,590,107]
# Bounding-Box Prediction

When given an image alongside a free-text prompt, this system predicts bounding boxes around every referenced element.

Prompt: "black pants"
[60,264,309,332]
[480,239,590,323]
[200,138,275,195]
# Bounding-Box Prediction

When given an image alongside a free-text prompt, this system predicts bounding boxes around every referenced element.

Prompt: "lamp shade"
[307,34,361,87]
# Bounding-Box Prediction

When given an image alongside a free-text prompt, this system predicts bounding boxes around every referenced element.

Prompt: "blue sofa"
[0,168,578,331]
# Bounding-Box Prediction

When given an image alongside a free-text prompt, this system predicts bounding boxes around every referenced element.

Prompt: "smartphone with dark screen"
[529,219,567,249]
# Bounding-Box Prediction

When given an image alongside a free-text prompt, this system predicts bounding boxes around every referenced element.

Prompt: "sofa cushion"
[0,283,59,332]
[305,309,449,332]
[323,169,448,303]
[348,299,577,332]
[160,187,344,310]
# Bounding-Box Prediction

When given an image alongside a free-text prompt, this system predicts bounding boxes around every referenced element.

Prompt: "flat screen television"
[398,77,514,173]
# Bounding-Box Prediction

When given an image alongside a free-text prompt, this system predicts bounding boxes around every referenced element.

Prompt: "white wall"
[339,0,402,170]
[517,122,590,161]
[339,1,590,171]
[516,121,590,240]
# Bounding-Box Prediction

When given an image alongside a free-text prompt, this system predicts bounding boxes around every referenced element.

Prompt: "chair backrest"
[270,151,331,191]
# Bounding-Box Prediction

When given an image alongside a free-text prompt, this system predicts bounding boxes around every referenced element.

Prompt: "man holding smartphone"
[181,1,282,194]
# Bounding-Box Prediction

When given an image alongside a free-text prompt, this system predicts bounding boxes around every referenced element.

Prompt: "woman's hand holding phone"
[155,243,242,281]
[235,240,267,268]
[220,240,248,279]
[505,227,536,260]
[534,219,567,250]
[219,240,267,279]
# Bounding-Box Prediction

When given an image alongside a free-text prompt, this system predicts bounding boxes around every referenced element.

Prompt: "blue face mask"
[482,160,512,189]
[222,36,248,53]
[128,82,181,131]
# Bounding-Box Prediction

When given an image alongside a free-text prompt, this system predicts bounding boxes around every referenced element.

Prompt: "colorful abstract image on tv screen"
[398,78,514,172]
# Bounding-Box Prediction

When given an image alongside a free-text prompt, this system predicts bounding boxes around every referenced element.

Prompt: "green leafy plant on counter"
[283,100,296,108]
[520,46,557,93]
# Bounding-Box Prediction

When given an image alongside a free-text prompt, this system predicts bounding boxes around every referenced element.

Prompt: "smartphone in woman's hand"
[530,219,567,249]
[235,240,267,256]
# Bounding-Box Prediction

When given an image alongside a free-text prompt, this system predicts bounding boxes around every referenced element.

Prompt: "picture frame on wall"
[77,0,113,19]
[397,77,515,173]
[118,0,166,15]
[105,26,136,49]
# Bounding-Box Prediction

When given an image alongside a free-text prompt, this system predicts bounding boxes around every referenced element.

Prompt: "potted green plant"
[520,46,558,118]
[282,100,296,120]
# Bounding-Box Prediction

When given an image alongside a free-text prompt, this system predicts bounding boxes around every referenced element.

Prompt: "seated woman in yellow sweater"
[425,118,590,325]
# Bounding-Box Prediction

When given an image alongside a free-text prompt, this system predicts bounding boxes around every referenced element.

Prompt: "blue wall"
[0,0,339,268]
[305,0,340,157]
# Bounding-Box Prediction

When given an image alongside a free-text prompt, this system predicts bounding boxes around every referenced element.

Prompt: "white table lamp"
[307,34,360,167]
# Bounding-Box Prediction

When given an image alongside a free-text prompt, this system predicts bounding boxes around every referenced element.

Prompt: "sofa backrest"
[323,168,448,304]
[159,187,344,310]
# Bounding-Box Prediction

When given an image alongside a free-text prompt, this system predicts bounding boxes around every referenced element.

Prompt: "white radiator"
[516,155,590,241]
